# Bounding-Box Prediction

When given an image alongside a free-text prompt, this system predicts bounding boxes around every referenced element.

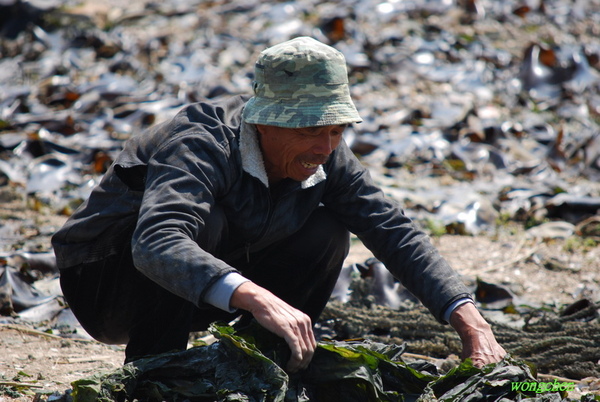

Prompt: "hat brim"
[243,96,362,128]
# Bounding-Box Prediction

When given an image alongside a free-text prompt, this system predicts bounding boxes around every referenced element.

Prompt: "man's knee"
[59,263,132,344]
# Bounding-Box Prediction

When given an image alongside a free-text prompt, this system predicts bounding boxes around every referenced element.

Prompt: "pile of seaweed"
[70,322,598,402]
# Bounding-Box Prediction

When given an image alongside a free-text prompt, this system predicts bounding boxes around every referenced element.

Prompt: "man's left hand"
[449,302,506,367]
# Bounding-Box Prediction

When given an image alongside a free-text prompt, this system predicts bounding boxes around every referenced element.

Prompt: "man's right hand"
[229,281,316,373]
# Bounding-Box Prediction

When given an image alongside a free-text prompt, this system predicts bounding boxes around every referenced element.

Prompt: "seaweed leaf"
[70,325,585,402]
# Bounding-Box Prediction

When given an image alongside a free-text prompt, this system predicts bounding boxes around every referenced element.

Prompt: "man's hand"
[230,281,316,373]
[449,302,506,367]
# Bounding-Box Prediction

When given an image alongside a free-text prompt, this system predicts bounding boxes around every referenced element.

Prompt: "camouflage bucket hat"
[242,36,362,128]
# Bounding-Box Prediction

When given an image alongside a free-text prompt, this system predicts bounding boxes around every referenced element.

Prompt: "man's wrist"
[443,297,474,323]
[448,301,493,338]
[203,272,250,312]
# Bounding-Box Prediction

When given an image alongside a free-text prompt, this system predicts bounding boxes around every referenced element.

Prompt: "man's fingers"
[286,349,304,372]
[469,354,488,368]
[284,331,304,372]
[464,343,507,368]
[284,317,316,373]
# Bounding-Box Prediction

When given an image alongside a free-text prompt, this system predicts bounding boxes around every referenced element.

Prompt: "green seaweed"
[70,323,594,401]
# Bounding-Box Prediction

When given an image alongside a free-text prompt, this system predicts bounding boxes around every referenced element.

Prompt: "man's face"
[256,124,347,184]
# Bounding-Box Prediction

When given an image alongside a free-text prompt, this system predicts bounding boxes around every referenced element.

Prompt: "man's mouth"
[301,161,319,169]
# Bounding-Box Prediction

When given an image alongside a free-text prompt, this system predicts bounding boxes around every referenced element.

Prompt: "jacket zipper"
[245,187,274,263]
[243,180,303,263]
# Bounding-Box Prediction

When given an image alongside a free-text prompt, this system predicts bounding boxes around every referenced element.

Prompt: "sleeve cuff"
[443,297,474,323]
[203,272,250,313]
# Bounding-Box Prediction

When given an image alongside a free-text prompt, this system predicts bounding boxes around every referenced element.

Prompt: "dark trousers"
[59,208,349,361]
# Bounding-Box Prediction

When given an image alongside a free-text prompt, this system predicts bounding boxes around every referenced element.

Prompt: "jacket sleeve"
[130,129,239,308]
[323,141,472,322]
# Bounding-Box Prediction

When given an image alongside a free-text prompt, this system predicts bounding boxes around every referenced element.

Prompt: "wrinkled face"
[256,124,347,184]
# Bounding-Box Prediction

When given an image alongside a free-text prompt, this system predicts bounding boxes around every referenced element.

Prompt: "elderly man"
[52,37,505,373]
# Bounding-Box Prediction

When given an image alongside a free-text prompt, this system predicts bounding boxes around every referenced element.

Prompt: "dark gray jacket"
[51,95,471,322]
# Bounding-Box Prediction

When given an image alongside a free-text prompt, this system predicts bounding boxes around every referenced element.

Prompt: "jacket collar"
[239,121,326,189]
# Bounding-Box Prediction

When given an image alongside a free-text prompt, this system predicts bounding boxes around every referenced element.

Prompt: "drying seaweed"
[71,322,598,402]
[319,301,600,381]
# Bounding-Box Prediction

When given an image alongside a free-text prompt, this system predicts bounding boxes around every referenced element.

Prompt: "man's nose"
[314,132,335,155]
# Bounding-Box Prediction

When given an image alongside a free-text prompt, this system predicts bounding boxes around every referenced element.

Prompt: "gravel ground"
[1,186,599,400]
